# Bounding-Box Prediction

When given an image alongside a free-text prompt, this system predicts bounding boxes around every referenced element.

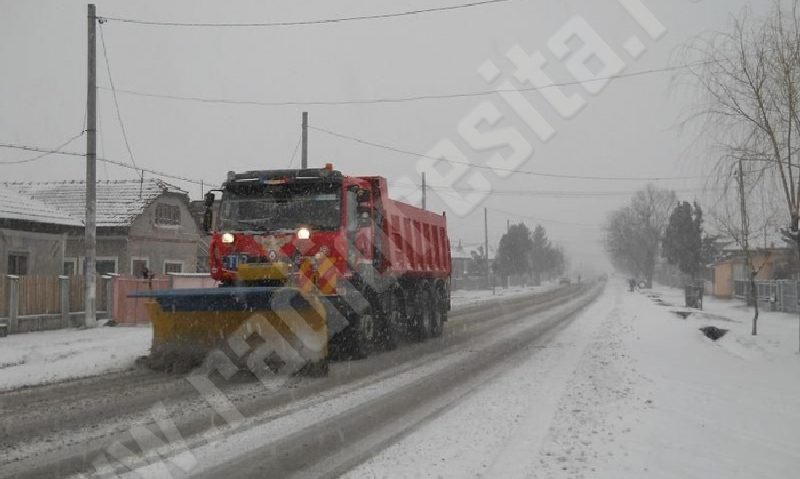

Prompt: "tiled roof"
[4,179,187,227]
[0,185,82,226]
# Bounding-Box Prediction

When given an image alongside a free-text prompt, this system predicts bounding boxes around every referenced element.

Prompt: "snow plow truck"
[134,165,452,374]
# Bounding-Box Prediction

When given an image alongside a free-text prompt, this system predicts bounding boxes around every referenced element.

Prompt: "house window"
[8,253,28,275]
[163,261,183,274]
[79,257,116,275]
[131,258,150,277]
[96,257,118,275]
[156,203,181,226]
[63,258,77,276]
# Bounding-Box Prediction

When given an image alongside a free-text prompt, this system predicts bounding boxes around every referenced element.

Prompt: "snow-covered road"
[0,283,582,479]
[4,280,796,479]
[0,284,554,392]
[346,282,800,478]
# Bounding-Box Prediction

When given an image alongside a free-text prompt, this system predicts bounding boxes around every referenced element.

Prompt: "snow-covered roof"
[4,179,187,227]
[450,244,495,260]
[721,230,792,252]
[0,186,82,226]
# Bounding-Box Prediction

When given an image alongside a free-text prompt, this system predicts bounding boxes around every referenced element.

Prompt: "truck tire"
[377,291,403,350]
[430,287,444,338]
[414,289,434,340]
[345,312,374,360]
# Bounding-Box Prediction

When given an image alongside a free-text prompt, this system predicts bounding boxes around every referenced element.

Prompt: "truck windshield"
[220,182,341,231]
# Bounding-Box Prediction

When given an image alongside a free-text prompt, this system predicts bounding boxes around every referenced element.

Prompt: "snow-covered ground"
[0,325,152,392]
[347,281,800,478]
[0,286,550,391]
[450,282,559,308]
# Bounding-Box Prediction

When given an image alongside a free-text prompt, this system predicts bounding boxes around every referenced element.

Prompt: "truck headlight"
[297,227,310,240]
[221,232,235,244]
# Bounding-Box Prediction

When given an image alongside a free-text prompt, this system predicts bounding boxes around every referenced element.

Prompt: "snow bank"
[651,285,800,361]
[450,281,558,309]
[0,326,151,391]
[600,285,800,479]
[347,282,800,478]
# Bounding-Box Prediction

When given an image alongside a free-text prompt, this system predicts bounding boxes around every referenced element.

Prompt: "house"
[189,199,216,272]
[4,179,202,276]
[711,232,796,298]
[450,241,495,290]
[0,186,82,275]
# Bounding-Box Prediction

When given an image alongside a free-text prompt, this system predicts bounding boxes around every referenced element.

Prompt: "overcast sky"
[0,0,768,273]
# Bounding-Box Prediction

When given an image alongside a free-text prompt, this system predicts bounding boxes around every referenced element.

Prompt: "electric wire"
[486,205,602,228]
[96,61,712,108]
[310,125,708,181]
[287,133,302,168]
[0,142,215,187]
[97,0,516,28]
[431,186,602,227]
[98,21,139,171]
[0,131,86,165]
[421,185,718,198]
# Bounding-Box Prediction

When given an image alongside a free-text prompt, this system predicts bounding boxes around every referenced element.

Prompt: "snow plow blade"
[130,287,328,374]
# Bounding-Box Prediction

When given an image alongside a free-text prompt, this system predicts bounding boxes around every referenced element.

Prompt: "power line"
[420,185,718,198]
[0,142,215,187]
[98,0,516,28]
[96,61,711,108]
[287,133,302,168]
[311,125,708,181]
[431,185,602,227]
[98,21,138,171]
[0,130,85,165]
[486,206,602,228]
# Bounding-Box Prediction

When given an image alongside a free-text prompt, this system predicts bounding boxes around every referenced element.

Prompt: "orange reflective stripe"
[298,258,315,294]
[317,257,338,295]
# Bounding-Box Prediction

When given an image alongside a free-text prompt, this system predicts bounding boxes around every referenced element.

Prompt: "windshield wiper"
[235,218,273,225]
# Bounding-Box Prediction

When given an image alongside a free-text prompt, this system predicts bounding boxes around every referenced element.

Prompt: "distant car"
[558,277,571,285]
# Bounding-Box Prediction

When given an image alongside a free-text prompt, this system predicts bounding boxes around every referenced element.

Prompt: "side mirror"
[202,208,213,234]
[356,188,371,202]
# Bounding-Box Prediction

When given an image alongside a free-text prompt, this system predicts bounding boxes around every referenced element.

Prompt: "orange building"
[711,235,795,298]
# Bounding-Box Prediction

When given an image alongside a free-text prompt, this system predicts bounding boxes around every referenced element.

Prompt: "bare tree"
[683,1,800,343]
[605,184,677,287]
[710,158,783,335]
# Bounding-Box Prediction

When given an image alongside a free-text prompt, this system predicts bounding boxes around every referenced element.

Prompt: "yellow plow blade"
[131,287,328,373]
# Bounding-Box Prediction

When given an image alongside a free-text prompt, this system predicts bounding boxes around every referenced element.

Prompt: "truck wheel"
[377,292,402,350]
[430,289,444,338]
[414,289,434,340]
[345,313,374,360]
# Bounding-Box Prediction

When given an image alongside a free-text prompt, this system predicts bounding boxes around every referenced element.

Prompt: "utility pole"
[485,207,493,294]
[301,111,308,169]
[737,158,758,336]
[421,172,427,210]
[85,3,97,328]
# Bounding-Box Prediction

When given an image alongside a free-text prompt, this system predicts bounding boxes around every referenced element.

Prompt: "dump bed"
[361,176,451,279]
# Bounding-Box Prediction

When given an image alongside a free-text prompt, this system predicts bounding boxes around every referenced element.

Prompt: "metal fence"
[733,279,799,313]
[733,280,750,300]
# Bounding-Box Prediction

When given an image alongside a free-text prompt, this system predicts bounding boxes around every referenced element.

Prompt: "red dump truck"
[137,165,451,371]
